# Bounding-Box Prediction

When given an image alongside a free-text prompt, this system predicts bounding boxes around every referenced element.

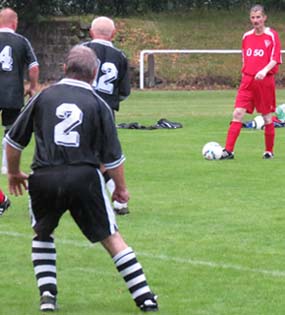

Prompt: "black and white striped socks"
[113,247,153,306]
[31,235,57,296]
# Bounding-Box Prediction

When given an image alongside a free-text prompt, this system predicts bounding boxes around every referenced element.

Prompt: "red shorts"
[235,74,276,115]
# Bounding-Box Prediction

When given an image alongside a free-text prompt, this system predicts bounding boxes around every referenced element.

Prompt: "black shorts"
[0,108,21,127]
[28,165,118,243]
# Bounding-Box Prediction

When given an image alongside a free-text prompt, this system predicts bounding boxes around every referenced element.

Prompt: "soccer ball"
[202,142,223,160]
[253,115,264,130]
[276,104,285,122]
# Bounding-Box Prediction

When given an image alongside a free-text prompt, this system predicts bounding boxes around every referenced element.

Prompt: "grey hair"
[65,45,98,82]
[250,4,265,15]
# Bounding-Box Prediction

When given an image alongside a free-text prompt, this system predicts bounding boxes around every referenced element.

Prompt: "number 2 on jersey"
[94,62,118,95]
[0,45,13,71]
[54,103,83,147]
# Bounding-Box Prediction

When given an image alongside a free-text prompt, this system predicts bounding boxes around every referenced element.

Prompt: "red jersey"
[241,27,282,76]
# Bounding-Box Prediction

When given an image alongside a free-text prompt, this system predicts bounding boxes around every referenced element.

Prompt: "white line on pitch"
[1,230,285,278]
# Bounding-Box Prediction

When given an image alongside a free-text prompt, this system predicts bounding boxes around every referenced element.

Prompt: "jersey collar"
[0,27,15,33]
[57,78,94,91]
[91,38,114,47]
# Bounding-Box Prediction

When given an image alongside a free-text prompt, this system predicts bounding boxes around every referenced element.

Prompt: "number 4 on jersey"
[0,45,13,71]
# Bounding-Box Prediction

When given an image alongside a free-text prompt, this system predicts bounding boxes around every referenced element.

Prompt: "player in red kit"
[221,4,282,160]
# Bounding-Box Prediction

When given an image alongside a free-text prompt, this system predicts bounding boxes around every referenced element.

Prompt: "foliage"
[1,0,285,20]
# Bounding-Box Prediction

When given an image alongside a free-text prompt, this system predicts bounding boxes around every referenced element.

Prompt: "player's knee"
[263,114,272,125]
[34,227,54,241]
[233,108,245,121]
[101,232,128,256]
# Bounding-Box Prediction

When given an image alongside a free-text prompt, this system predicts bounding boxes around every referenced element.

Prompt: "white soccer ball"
[276,104,285,122]
[202,142,223,160]
[253,115,264,130]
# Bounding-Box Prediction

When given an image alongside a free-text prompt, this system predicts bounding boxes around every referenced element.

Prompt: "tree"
[1,0,285,20]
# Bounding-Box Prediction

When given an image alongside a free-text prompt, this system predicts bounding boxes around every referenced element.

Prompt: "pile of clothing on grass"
[117,118,183,130]
[243,104,285,129]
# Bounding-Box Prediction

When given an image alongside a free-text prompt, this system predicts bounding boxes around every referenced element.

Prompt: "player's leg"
[1,125,10,174]
[69,167,157,312]
[29,169,65,311]
[32,234,58,311]
[257,76,276,159]
[263,113,274,159]
[222,75,253,159]
[101,232,158,312]
[0,188,10,215]
[221,107,246,159]
[1,109,21,174]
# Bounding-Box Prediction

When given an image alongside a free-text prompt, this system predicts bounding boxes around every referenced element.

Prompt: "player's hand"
[8,171,29,196]
[112,188,129,204]
[24,87,37,99]
[255,69,267,80]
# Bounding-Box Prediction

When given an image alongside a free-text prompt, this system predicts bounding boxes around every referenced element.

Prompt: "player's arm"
[119,77,130,101]
[256,30,281,80]
[4,96,37,196]
[24,38,40,98]
[6,144,28,196]
[25,64,39,98]
[255,60,277,80]
[107,163,129,204]
[118,58,131,101]
[99,100,129,202]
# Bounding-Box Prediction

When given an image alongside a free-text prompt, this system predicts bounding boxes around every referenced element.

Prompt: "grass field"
[2,89,285,315]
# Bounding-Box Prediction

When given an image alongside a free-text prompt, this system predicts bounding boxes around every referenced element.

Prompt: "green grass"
[2,89,285,314]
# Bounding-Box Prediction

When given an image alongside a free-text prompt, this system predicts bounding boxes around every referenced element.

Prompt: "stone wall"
[19,20,91,82]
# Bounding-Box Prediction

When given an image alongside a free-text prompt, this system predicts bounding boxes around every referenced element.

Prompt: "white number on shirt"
[253,49,264,57]
[246,48,264,57]
[0,45,13,71]
[94,62,118,95]
[54,103,83,147]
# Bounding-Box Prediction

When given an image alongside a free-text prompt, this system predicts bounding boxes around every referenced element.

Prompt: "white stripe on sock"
[126,274,146,289]
[32,241,55,249]
[32,253,56,261]
[120,262,142,278]
[34,265,56,275]
[115,252,136,267]
[112,247,133,263]
[38,277,57,287]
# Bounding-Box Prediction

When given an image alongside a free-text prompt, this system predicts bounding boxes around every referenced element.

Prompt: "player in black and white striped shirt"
[83,16,131,215]
[0,8,39,174]
[5,45,158,313]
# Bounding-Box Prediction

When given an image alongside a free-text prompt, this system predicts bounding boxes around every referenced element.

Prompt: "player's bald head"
[65,45,98,83]
[90,16,116,40]
[0,8,18,29]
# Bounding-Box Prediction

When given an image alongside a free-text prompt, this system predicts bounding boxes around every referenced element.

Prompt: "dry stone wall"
[19,20,90,82]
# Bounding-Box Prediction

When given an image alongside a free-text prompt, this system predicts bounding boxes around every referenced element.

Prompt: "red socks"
[225,121,275,154]
[225,121,243,152]
[0,189,5,203]
[264,122,275,153]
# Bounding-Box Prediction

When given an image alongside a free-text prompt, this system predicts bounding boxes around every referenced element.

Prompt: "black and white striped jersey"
[82,39,130,111]
[5,78,125,170]
[0,28,38,109]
